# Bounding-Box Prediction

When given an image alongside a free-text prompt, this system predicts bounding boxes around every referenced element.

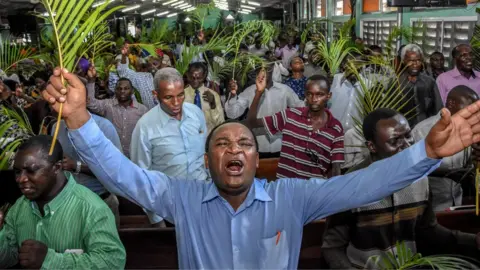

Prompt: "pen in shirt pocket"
[276,231,281,245]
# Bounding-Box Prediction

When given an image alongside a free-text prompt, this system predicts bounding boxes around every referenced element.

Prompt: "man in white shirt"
[329,54,370,132]
[225,65,304,158]
[249,39,269,57]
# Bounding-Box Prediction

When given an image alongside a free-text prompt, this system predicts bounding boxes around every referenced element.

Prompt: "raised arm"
[41,207,126,269]
[245,70,267,129]
[224,80,252,119]
[42,68,176,222]
[85,67,108,116]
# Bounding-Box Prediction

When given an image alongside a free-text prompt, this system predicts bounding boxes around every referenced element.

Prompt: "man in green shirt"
[0,135,125,269]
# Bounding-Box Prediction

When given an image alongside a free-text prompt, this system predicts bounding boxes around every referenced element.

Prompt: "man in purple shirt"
[275,36,298,69]
[437,44,480,104]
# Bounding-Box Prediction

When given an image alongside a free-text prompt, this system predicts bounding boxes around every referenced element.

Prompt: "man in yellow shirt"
[184,62,224,133]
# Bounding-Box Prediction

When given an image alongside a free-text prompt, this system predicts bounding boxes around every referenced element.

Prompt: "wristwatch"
[74,161,82,175]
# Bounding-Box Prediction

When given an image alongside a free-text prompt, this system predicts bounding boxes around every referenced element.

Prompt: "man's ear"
[366,141,376,154]
[204,153,209,169]
[54,160,63,174]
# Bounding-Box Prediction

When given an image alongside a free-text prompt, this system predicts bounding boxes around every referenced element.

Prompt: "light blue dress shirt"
[69,116,441,269]
[53,114,123,195]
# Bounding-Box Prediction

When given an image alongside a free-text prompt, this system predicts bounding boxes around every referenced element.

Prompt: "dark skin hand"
[62,156,94,176]
[19,239,48,269]
[203,90,216,109]
[245,70,267,129]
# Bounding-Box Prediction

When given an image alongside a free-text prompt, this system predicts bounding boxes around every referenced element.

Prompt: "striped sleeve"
[330,129,345,163]
[262,109,289,138]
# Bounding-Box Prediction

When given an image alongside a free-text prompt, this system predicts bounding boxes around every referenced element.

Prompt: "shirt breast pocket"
[258,230,289,269]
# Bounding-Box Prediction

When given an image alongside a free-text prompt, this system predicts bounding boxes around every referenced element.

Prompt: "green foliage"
[385,25,414,58]
[0,106,33,170]
[314,32,360,77]
[189,1,216,30]
[369,241,477,270]
[232,53,268,87]
[301,19,329,44]
[38,0,123,73]
[0,35,37,75]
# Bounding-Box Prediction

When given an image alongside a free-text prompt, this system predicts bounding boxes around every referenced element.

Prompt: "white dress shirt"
[329,73,370,131]
[225,82,305,153]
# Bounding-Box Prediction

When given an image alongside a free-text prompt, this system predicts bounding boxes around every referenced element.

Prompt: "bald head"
[446,85,479,115]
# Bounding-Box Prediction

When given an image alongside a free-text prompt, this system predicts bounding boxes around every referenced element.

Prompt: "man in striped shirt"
[0,136,125,269]
[246,73,344,179]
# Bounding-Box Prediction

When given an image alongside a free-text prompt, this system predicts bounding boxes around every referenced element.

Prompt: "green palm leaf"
[38,0,123,154]
[0,35,37,74]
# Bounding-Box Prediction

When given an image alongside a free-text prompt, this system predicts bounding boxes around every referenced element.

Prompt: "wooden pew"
[119,210,480,269]
[255,158,279,181]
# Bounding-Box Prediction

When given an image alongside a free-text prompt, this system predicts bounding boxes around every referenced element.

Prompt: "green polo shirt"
[0,173,125,269]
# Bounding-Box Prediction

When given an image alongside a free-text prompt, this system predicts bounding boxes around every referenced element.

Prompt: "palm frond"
[0,35,37,74]
[301,18,329,44]
[38,0,124,154]
[190,1,216,30]
[370,241,477,270]
[232,53,268,87]
[227,20,275,78]
[314,32,360,77]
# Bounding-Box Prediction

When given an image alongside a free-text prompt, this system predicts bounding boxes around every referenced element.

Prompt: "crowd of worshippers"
[1,31,480,269]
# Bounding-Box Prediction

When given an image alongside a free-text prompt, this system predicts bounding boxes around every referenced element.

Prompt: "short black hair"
[2,79,17,92]
[362,108,400,142]
[17,135,63,165]
[116,77,133,89]
[188,62,208,74]
[307,74,331,92]
[430,51,443,58]
[452,44,470,59]
[205,120,259,153]
[447,85,479,102]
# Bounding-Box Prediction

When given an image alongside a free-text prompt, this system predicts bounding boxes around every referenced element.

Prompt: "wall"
[304,0,478,41]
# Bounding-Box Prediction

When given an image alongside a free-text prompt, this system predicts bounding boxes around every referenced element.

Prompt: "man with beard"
[117,46,158,110]
[86,66,148,158]
[322,109,480,269]
[245,73,343,179]
[0,135,125,269]
[43,66,480,269]
[392,44,443,127]
[437,44,480,104]
[130,67,208,227]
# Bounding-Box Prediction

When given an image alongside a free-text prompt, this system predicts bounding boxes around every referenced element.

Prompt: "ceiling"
[1,0,288,18]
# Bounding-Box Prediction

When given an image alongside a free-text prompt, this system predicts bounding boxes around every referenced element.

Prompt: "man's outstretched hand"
[42,68,90,129]
[426,104,480,159]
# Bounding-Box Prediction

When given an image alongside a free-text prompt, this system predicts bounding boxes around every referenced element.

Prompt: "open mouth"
[20,186,35,195]
[225,160,244,176]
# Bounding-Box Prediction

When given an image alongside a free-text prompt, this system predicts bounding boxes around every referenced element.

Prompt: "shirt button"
[38,222,43,226]
[233,246,239,252]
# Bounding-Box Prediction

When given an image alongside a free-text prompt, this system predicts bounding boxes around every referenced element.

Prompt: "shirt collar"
[31,172,76,215]
[300,107,336,128]
[157,103,193,127]
[450,67,480,79]
[202,179,272,204]
[112,98,140,109]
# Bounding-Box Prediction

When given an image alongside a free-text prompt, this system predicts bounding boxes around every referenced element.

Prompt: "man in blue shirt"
[130,67,208,226]
[44,67,480,269]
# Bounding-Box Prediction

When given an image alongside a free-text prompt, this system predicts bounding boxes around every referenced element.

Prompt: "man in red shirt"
[245,71,344,179]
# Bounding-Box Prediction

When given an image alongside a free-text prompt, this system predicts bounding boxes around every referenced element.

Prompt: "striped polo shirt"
[262,107,344,179]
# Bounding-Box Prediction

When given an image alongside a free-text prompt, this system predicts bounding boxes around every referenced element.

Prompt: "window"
[335,0,343,15]
[317,0,326,17]
[360,19,397,50]
[333,21,346,39]
[362,0,397,13]
[411,17,476,68]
